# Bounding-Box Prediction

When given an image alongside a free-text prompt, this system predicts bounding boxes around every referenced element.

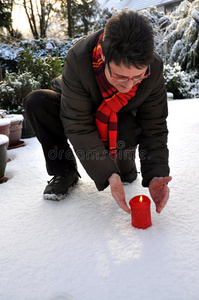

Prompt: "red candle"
[129,195,152,229]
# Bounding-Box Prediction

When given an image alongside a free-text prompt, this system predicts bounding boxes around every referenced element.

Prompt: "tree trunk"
[83,17,89,35]
[40,0,46,38]
[0,61,2,82]
[23,0,39,39]
[67,0,72,38]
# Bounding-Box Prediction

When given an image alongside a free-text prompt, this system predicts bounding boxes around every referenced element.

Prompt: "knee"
[23,90,44,111]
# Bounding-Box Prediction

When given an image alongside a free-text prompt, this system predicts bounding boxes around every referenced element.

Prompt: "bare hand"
[108,173,131,214]
[149,176,172,213]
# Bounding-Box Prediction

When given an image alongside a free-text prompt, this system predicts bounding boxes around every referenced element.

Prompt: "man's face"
[104,61,148,93]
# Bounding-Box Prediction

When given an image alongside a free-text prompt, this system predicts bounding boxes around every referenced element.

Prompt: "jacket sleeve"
[137,60,170,187]
[60,48,120,191]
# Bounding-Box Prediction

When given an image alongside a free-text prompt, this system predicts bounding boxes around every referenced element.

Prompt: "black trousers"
[23,90,76,175]
[23,90,137,177]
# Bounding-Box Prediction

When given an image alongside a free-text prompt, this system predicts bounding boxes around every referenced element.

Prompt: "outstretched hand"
[149,176,172,213]
[108,173,131,214]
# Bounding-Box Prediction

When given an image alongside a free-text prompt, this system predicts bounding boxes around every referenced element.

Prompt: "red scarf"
[93,34,138,161]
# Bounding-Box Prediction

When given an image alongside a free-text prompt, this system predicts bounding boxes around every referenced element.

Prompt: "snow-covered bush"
[1,2,199,99]
[90,7,117,32]
[0,37,79,76]
[140,1,199,75]
[140,2,199,98]
[17,47,65,89]
[162,0,199,72]
[163,62,199,99]
[0,71,41,111]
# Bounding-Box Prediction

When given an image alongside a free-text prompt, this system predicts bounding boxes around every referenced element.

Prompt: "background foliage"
[17,46,64,88]
[0,71,40,111]
[1,0,199,103]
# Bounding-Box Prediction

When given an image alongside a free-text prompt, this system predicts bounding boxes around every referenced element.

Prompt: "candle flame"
[139,195,143,203]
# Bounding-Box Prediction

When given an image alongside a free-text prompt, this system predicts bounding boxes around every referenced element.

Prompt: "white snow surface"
[192,9,199,23]
[0,134,9,146]
[1,98,199,300]
[5,114,24,123]
[0,118,11,126]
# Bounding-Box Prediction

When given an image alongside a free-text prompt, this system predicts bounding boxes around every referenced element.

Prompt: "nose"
[124,79,136,88]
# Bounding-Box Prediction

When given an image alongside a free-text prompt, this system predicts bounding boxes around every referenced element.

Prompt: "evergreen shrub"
[163,62,198,99]
[17,46,65,89]
[0,71,40,111]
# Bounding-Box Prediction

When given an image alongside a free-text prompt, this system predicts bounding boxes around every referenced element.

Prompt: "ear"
[99,46,105,61]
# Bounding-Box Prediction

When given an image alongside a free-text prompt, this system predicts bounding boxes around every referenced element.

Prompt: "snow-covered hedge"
[141,0,199,73]
[162,0,199,72]
[1,1,199,99]
[164,63,199,99]
[0,71,41,111]
[17,47,64,89]
[0,36,81,75]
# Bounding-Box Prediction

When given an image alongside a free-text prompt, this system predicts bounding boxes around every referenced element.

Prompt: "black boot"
[43,169,81,201]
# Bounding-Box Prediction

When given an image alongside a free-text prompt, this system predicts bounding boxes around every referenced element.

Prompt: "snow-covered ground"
[1,98,199,300]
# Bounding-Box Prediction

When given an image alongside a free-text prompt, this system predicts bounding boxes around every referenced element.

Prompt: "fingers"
[155,185,170,213]
[109,174,172,214]
[156,197,168,213]
[156,176,172,186]
[156,201,166,214]
[155,192,167,213]
[161,176,172,184]
[109,174,131,214]
[149,176,172,191]
[111,187,131,214]
[116,199,131,214]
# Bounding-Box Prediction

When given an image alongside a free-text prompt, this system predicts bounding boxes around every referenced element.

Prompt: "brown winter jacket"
[60,29,170,191]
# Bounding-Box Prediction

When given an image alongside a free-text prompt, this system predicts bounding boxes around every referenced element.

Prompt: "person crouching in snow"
[23,9,172,214]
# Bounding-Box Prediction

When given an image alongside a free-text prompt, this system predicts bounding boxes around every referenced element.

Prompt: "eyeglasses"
[107,62,150,83]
